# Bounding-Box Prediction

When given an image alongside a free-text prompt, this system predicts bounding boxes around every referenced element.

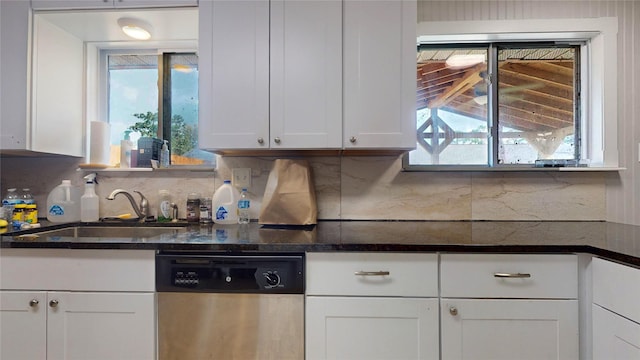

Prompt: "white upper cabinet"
[343,0,417,150]
[269,0,342,149]
[199,0,342,151]
[0,0,84,157]
[0,0,30,152]
[199,0,417,152]
[198,0,269,150]
[31,0,197,10]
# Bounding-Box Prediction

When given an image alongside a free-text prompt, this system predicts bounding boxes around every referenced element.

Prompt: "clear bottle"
[120,130,133,168]
[19,188,35,204]
[80,173,99,222]
[160,140,170,168]
[2,188,19,217]
[157,190,173,222]
[211,180,239,224]
[237,188,250,224]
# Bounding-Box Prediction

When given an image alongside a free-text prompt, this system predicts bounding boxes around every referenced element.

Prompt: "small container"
[199,197,212,224]
[24,204,38,224]
[157,190,173,222]
[186,193,201,223]
[12,204,26,222]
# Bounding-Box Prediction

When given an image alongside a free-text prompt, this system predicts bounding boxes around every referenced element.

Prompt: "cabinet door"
[306,296,439,360]
[32,0,196,9]
[343,0,416,149]
[115,0,198,8]
[441,299,579,360]
[47,292,155,360]
[198,0,270,150]
[0,291,47,360]
[0,0,30,150]
[270,0,342,149]
[593,304,640,359]
[31,0,115,10]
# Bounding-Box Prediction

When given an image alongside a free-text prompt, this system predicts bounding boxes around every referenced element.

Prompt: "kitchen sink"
[15,225,187,240]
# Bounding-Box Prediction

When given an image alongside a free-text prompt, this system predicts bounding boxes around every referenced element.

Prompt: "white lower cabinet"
[1,291,155,360]
[305,252,439,360]
[0,249,156,360]
[441,298,579,360]
[592,257,640,359]
[306,296,439,360]
[592,304,640,359]
[440,254,579,360]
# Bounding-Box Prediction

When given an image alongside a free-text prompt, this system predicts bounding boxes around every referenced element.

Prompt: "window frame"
[97,46,207,167]
[404,17,619,171]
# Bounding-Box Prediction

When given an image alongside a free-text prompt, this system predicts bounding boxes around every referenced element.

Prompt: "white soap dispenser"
[160,140,170,168]
[120,130,133,168]
[81,173,100,222]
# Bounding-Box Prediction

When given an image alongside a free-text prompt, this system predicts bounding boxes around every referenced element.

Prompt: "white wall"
[418,0,640,224]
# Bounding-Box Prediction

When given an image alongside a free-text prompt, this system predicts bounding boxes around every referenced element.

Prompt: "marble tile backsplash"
[0,154,606,221]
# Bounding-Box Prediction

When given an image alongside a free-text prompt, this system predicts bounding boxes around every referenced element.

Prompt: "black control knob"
[264,272,280,286]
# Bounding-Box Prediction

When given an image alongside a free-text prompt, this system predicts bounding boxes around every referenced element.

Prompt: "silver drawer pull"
[354,271,390,276]
[494,272,531,278]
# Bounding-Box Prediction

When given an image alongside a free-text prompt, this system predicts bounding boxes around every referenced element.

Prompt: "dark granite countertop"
[2,220,640,267]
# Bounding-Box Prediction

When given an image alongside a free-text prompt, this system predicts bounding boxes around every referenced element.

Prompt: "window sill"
[77,165,215,172]
[402,166,625,172]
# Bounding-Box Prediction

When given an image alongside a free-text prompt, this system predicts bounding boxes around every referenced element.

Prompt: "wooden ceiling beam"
[426,64,485,109]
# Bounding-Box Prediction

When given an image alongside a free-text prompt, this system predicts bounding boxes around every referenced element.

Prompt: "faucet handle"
[133,191,149,218]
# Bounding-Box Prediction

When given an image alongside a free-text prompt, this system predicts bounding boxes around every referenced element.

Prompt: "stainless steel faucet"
[106,189,149,221]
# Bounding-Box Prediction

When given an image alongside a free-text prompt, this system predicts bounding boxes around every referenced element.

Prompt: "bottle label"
[215,206,229,220]
[49,205,64,216]
[238,200,250,209]
[159,200,172,219]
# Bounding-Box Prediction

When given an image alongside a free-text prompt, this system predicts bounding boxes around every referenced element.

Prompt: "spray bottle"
[81,173,99,222]
[120,130,133,168]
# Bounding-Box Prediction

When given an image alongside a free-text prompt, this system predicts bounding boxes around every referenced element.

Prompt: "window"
[411,43,579,167]
[405,18,619,170]
[103,50,212,167]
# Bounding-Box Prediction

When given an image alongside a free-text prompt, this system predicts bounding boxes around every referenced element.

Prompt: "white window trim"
[415,17,619,169]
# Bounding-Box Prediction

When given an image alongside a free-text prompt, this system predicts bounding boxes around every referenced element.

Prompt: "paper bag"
[259,159,317,225]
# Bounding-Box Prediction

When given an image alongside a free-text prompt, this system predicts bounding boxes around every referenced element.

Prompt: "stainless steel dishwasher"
[156,253,304,360]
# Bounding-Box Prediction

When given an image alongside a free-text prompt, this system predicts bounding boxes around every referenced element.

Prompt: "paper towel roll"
[90,121,111,165]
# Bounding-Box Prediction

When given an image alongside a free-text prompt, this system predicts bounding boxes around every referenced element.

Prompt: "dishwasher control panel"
[156,254,304,294]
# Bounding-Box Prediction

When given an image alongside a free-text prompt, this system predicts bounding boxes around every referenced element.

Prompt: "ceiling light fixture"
[445,54,485,69]
[117,17,152,40]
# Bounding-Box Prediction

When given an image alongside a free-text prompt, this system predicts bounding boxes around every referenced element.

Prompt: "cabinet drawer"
[441,254,577,299]
[593,257,640,323]
[306,252,438,297]
[0,249,155,292]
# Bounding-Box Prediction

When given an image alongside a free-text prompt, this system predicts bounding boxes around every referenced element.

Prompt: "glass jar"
[199,197,212,224]
[186,193,200,223]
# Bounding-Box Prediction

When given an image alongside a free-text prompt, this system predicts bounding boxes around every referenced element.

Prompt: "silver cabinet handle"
[349,136,357,143]
[29,299,39,307]
[49,299,59,308]
[257,137,264,144]
[449,306,458,316]
[354,271,390,276]
[494,272,531,278]
[274,137,281,144]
